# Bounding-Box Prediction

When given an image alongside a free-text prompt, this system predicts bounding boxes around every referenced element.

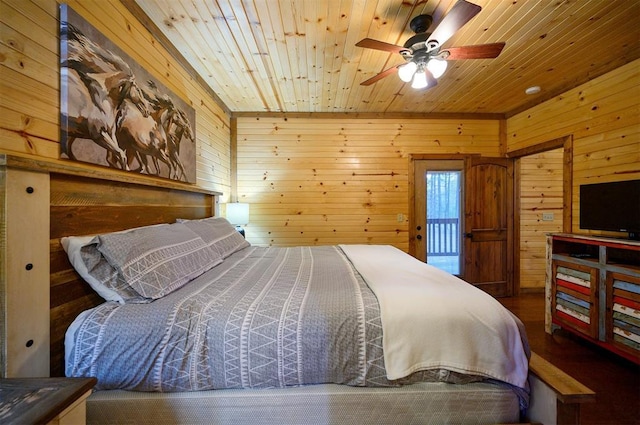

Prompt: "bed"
[1,153,595,425]
[61,218,530,423]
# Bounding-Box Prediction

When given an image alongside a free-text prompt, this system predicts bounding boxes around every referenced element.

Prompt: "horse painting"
[60,4,196,183]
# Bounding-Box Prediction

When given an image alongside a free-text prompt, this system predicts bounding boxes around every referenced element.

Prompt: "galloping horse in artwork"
[158,102,195,182]
[61,23,151,170]
[141,83,195,182]
[113,93,171,176]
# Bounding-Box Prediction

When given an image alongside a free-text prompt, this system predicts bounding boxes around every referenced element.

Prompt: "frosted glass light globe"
[411,71,429,89]
[398,61,417,82]
[426,58,448,79]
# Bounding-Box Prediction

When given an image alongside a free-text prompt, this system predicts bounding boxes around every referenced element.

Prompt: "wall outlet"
[542,212,554,221]
[397,213,404,222]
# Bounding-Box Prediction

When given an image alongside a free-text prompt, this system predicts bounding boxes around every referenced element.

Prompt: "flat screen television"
[579,179,640,240]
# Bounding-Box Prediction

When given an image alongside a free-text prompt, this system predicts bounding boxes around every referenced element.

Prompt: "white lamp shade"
[426,58,448,79]
[226,203,249,225]
[398,61,417,82]
[411,71,429,89]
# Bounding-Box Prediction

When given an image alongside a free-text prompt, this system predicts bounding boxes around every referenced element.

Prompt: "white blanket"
[340,245,529,388]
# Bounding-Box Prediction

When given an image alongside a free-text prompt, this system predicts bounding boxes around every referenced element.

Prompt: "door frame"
[409,138,572,295]
[506,135,573,295]
[408,154,470,259]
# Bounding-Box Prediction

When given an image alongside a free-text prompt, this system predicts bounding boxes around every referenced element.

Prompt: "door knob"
[465,232,473,239]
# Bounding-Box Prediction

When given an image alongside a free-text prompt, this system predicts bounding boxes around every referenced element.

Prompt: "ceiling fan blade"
[428,0,482,48]
[360,65,399,86]
[356,38,409,54]
[443,42,506,60]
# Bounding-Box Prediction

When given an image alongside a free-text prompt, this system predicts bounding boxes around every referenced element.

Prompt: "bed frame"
[1,153,595,424]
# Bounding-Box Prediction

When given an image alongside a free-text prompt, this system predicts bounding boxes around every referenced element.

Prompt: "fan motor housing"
[409,14,433,33]
[404,15,439,54]
[403,33,438,52]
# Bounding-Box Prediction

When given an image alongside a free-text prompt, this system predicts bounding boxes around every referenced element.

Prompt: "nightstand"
[0,377,97,424]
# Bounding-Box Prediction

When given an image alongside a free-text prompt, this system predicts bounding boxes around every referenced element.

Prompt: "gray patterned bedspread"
[66,246,500,392]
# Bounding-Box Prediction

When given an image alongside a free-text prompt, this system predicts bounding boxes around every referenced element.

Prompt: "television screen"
[579,180,640,238]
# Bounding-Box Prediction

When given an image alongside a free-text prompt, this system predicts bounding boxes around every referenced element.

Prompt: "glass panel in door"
[426,170,462,275]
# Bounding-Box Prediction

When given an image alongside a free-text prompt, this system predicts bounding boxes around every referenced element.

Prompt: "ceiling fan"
[356,0,505,89]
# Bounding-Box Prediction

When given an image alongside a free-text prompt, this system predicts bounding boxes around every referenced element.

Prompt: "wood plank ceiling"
[128,0,640,116]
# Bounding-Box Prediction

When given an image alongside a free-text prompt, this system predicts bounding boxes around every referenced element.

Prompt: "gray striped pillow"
[96,222,222,300]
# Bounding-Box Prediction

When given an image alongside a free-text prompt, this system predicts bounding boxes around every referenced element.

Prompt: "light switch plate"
[542,212,554,221]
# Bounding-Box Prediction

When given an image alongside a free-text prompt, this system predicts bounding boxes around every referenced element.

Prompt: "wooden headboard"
[49,172,219,376]
[0,154,220,378]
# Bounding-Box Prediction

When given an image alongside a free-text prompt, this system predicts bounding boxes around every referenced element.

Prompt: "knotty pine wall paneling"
[507,59,640,239]
[0,0,231,195]
[518,149,563,291]
[236,116,501,251]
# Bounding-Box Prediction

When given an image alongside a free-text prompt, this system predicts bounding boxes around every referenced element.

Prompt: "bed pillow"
[94,222,222,300]
[61,235,149,304]
[177,216,250,259]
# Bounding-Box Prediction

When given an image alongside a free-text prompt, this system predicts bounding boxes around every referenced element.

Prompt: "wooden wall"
[236,59,639,288]
[507,59,640,238]
[2,0,637,291]
[235,116,501,251]
[518,149,563,290]
[0,0,231,196]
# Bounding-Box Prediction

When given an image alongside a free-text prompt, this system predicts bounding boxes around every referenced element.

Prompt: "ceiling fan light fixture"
[411,70,429,89]
[356,2,505,88]
[398,61,417,82]
[426,58,448,79]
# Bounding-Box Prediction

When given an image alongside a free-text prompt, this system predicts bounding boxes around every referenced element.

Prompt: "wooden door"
[463,157,514,297]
